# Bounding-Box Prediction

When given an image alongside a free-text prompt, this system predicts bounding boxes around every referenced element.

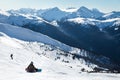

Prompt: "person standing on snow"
[10,54,13,60]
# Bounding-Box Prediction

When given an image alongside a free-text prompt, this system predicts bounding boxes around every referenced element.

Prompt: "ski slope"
[0,23,120,80]
[0,32,120,80]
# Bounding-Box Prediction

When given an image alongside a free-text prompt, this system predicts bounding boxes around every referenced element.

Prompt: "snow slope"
[0,23,72,51]
[0,23,120,80]
[0,32,81,80]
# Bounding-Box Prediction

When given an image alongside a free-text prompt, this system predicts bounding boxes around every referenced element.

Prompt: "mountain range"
[0,6,120,70]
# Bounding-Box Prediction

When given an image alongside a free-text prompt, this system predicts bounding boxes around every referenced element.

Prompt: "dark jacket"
[25,62,38,72]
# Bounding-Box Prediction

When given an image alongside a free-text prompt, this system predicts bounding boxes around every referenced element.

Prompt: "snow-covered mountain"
[8,7,69,21]
[76,6,104,18]
[1,22,120,80]
[0,6,119,27]
[39,7,69,21]
[0,6,120,66]
[6,6,104,22]
[101,11,120,19]
[66,6,104,19]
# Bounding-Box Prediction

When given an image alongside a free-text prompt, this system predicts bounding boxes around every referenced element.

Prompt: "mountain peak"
[78,6,90,12]
[75,6,104,18]
[50,7,60,11]
[40,7,68,21]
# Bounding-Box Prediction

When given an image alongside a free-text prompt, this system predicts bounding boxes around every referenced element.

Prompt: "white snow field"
[0,23,120,80]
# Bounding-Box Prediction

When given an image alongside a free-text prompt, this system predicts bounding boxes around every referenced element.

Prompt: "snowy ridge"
[0,32,22,48]
[0,23,72,51]
[7,13,45,26]
[67,17,120,28]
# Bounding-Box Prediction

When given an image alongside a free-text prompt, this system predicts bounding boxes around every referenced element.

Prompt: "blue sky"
[0,0,119,12]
